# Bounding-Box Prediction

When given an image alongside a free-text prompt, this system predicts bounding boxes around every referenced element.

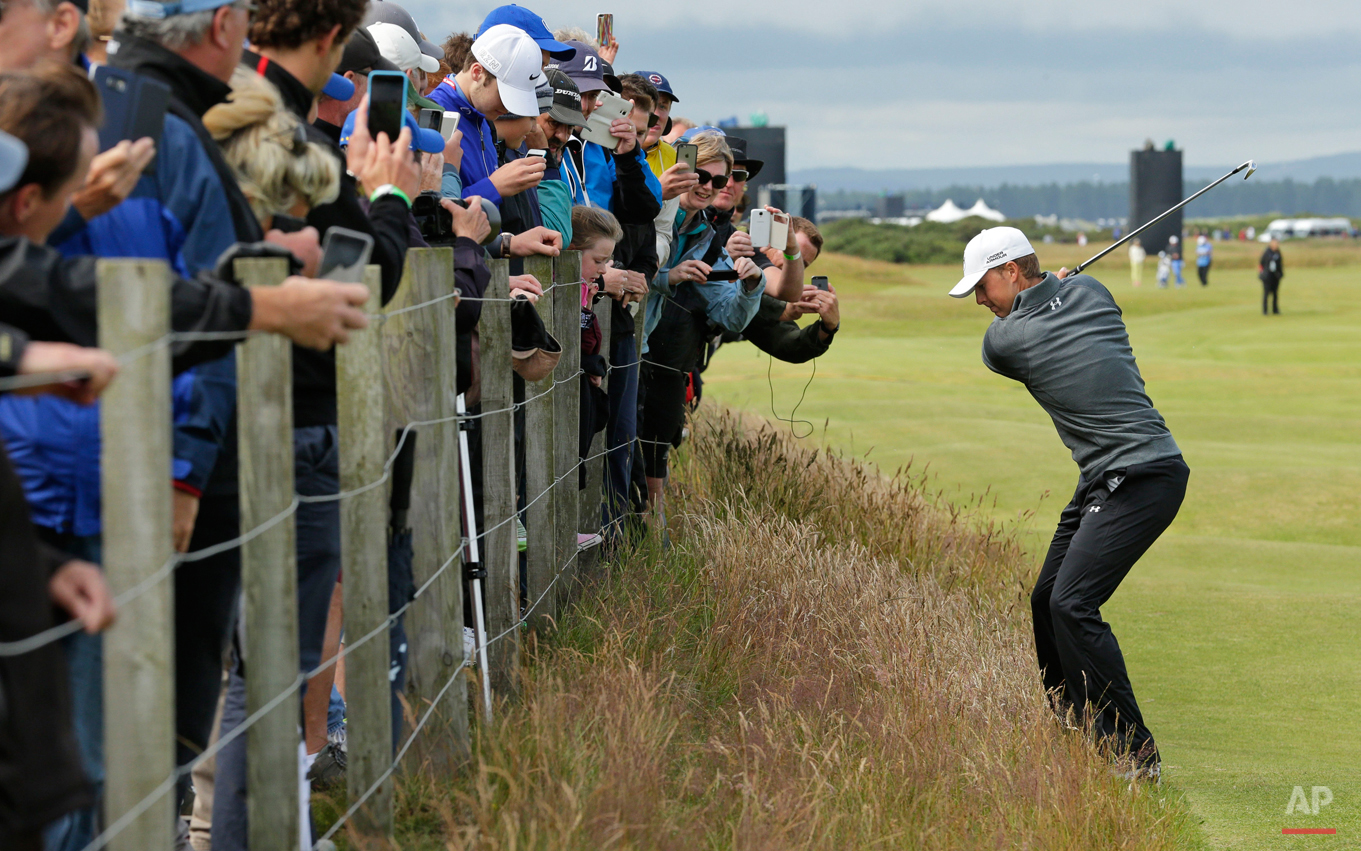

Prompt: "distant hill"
[790,152,1361,192]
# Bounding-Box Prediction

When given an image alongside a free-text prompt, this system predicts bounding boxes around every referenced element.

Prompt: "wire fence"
[13,248,633,850]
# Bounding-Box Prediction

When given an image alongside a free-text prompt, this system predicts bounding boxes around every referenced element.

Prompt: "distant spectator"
[1167,235,1184,287]
[1195,234,1212,286]
[1128,238,1145,287]
[1259,238,1283,315]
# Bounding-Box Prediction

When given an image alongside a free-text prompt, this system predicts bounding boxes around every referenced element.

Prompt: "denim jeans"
[41,535,102,851]
[212,425,342,851]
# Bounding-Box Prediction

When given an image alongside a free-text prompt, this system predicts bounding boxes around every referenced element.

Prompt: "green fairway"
[703,240,1361,849]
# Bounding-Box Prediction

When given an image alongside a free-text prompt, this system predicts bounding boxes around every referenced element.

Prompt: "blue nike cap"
[476,5,575,59]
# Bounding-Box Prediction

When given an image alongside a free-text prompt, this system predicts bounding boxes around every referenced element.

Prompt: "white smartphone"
[439,111,459,141]
[748,208,772,248]
[769,212,790,252]
[578,90,632,151]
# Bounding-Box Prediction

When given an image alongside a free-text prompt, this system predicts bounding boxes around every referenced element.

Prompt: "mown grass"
[320,411,1207,850]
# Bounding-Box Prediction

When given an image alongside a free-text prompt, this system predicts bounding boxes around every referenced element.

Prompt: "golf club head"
[1242,159,1257,180]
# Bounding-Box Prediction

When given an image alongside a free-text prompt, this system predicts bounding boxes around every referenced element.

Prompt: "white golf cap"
[949,226,1036,298]
[367,22,439,74]
[471,24,548,118]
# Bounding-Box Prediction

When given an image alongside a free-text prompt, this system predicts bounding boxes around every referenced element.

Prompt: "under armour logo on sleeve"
[1049,296,1062,311]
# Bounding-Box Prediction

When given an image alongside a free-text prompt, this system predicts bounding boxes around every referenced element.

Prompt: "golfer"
[950,227,1188,781]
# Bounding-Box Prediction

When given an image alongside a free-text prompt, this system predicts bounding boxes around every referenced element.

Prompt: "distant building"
[876,194,905,218]
[1130,146,1183,253]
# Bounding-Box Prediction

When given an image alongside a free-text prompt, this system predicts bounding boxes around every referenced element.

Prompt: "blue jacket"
[0,104,242,532]
[582,142,662,214]
[643,208,762,353]
[430,80,504,205]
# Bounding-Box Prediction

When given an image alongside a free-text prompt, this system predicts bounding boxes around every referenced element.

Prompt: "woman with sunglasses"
[638,130,764,525]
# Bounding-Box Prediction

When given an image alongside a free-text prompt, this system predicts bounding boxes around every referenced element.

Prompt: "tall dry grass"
[371,410,1202,850]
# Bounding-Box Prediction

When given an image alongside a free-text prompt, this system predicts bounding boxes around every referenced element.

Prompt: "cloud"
[402,2,1361,170]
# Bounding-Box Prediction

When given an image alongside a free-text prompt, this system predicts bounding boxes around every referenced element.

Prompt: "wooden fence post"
[98,259,174,851]
[521,256,556,632]
[380,248,467,771]
[552,252,582,599]
[336,264,392,841]
[581,293,611,537]
[480,259,518,691]
[234,256,300,851]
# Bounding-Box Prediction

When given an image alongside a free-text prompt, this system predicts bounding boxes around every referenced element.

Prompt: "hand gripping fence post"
[234,256,302,849]
[98,258,176,851]
[480,258,519,693]
[552,251,583,603]
[521,255,557,633]
[380,247,468,771]
[335,263,393,842]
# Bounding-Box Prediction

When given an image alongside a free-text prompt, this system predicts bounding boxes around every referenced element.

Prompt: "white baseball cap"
[471,24,548,118]
[949,226,1036,298]
[367,22,439,74]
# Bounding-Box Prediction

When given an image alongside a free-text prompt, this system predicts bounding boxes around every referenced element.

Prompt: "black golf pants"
[1031,455,1189,755]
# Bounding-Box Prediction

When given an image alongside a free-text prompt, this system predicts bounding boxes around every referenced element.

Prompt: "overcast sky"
[405,0,1361,171]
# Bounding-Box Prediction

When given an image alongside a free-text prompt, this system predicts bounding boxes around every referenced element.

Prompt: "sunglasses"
[731,169,749,183]
[695,171,729,189]
[647,113,660,128]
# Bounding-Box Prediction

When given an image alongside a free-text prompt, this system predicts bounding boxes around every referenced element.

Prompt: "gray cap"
[364,0,441,61]
[0,130,28,195]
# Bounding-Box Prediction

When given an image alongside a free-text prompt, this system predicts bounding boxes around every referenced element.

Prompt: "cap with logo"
[950,226,1036,298]
[364,1,441,64]
[477,4,575,60]
[339,109,445,154]
[367,22,439,74]
[546,40,619,95]
[510,297,562,381]
[338,26,399,76]
[471,24,548,119]
[0,130,28,195]
[635,70,678,102]
[537,68,586,126]
[723,135,763,181]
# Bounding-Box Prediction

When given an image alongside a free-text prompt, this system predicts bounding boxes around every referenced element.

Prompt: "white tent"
[965,198,1005,222]
[925,199,967,223]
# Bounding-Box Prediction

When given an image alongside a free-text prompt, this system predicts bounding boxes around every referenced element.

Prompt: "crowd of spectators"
[0,0,841,847]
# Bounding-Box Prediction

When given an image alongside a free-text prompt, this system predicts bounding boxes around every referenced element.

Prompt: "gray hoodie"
[982,272,1181,479]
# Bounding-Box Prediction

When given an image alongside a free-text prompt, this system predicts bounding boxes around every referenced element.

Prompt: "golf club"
[1068,159,1257,277]
[456,393,493,720]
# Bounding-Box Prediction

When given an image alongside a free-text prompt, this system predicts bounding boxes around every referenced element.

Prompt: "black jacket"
[0,327,92,838]
[736,295,832,364]
[247,51,412,426]
[1259,247,1283,281]
[0,235,251,373]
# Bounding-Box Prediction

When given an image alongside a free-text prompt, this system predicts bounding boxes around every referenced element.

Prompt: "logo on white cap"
[949,226,1036,298]
[472,24,548,118]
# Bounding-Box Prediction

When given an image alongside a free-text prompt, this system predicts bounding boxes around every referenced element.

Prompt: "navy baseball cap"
[547,41,619,94]
[477,5,575,59]
[635,71,678,102]
[340,109,445,154]
[0,130,28,195]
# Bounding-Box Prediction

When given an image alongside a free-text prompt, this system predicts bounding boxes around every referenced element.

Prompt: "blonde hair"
[569,205,622,250]
[690,130,732,173]
[203,68,340,224]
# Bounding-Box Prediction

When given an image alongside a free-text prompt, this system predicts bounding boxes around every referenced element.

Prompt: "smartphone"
[812,276,829,292]
[705,269,740,282]
[525,148,547,160]
[748,208,772,248]
[675,142,698,173]
[418,108,441,132]
[317,227,375,283]
[367,70,408,141]
[578,90,632,150]
[271,213,308,234]
[91,65,170,158]
[769,212,790,252]
[439,111,459,141]
[596,13,613,48]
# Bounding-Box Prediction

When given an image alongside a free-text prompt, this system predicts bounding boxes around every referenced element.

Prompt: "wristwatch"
[817,319,839,339]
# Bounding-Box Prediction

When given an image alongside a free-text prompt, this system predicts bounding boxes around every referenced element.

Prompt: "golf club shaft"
[457,393,493,719]
[1070,160,1255,276]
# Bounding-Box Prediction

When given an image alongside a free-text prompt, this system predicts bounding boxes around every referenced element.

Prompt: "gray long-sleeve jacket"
[981,272,1181,479]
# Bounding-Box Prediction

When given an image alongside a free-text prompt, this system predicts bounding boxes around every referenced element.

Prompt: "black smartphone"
[705,269,739,282]
[271,213,308,234]
[812,275,830,292]
[318,227,375,283]
[92,65,170,156]
[675,142,698,172]
[418,108,441,131]
[367,70,408,141]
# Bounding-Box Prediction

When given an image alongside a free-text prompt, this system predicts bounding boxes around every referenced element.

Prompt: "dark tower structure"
[734,126,786,194]
[1129,146,1183,254]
